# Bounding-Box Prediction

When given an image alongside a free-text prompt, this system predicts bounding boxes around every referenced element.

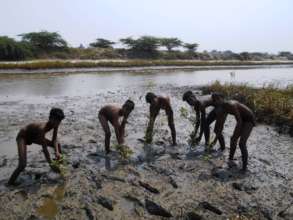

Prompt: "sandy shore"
[0,84,292,219]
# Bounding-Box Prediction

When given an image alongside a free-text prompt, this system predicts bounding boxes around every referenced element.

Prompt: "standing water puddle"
[36,183,66,220]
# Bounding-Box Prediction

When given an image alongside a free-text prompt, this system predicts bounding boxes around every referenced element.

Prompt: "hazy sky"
[1,0,292,53]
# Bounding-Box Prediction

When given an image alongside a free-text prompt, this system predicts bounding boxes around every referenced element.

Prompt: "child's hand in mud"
[50,161,61,173]
[54,154,65,164]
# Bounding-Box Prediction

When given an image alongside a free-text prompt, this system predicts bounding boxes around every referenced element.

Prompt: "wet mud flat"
[0,85,293,220]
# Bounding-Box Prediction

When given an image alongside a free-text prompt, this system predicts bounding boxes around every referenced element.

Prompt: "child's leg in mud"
[205,108,217,146]
[99,114,111,154]
[214,113,227,151]
[166,109,176,145]
[229,134,240,160]
[8,138,27,185]
[228,124,242,168]
[239,122,253,172]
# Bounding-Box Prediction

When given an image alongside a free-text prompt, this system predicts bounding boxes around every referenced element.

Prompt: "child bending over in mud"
[8,108,65,185]
[98,100,135,154]
[182,91,224,148]
[145,92,177,145]
[211,93,256,172]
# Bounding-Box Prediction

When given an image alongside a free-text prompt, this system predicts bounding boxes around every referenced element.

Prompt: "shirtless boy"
[182,91,224,149]
[145,92,176,145]
[8,108,65,185]
[98,100,135,154]
[211,93,256,172]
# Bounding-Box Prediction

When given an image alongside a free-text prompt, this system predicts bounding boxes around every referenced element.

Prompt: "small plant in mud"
[50,154,68,176]
[144,117,155,144]
[180,106,198,146]
[114,144,134,159]
[203,154,212,161]
[144,115,167,144]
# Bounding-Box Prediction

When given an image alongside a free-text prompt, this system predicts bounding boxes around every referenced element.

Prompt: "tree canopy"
[89,38,115,48]
[0,36,32,60]
[183,43,199,52]
[120,36,160,58]
[160,38,182,51]
[19,31,68,52]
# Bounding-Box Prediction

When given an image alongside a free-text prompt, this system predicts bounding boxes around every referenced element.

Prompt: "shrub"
[0,36,33,60]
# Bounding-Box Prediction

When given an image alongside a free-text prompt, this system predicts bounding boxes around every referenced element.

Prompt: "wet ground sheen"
[0,67,293,219]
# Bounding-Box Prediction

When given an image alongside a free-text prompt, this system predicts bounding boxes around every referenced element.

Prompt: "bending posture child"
[98,100,135,154]
[211,93,256,172]
[145,92,176,145]
[182,91,223,148]
[8,108,65,185]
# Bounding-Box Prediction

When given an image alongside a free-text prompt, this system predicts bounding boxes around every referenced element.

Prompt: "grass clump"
[180,106,199,146]
[0,60,292,70]
[114,144,134,159]
[202,81,293,136]
[50,154,68,176]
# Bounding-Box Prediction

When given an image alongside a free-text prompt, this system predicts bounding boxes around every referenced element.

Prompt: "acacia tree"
[120,37,136,48]
[19,31,68,53]
[160,38,182,52]
[89,38,115,48]
[120,36,160,58]
[183,43,199,52]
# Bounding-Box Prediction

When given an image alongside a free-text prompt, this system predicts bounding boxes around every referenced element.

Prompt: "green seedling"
[50,154,68,176]
[181,106,199,146]
[114,144,134,159]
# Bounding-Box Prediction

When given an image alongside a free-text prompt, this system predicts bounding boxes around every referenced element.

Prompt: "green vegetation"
[202,81,293,136]
[2,30,292,62]
[50,154,68,176]
[183,43,199,52]
[180,106,198,145]
[0,36,32,60]
[114,144,134,159]
[89,38,115,48]
[20,31,68,55]
[160,38,182,52]
[1,59,292,70]
[120,36,161,58]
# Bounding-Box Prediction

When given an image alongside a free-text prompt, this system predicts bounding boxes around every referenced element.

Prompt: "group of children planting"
[8,91,255,185]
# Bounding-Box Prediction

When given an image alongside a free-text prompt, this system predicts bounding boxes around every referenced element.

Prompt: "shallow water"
[36,183,66,219]
[0,65,292,97]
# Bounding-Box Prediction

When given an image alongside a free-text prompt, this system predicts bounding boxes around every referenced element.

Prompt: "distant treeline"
[0,31,293,61]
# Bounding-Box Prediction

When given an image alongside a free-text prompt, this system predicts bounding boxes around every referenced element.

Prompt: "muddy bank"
[0,59,293,74]
[0,84,293,220]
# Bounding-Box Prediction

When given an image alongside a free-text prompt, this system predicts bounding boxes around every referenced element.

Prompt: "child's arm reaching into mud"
[119,117,128,142]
